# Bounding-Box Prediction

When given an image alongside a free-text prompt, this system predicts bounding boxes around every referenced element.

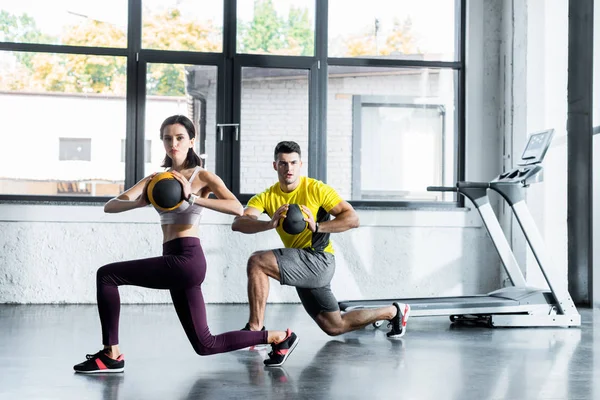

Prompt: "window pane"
[0,51,127,197]
[144,64,218,177]
[328,0,456,61]
[327,67,456,202]
[237,0,315,56]
[142,0,223,52]
[0,2,127,47]
[240,67,309,193]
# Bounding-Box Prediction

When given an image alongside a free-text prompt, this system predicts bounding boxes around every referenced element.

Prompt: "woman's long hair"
[159,115,204,169]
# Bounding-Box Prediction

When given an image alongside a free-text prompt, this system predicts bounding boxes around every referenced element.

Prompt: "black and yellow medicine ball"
[147,172,184,211]
[282,204,307,235]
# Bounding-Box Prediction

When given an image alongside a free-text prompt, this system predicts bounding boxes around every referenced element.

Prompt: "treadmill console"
[494,129,554,184]
[518,129,554,166]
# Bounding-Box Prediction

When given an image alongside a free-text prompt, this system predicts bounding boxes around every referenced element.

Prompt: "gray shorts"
[272,248,339,318]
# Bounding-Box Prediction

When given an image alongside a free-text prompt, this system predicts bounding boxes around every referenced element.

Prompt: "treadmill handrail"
[457,181,490,189]
[427,186,457,192]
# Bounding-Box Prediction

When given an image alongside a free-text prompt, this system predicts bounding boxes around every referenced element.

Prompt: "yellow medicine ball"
[146,172,185,211]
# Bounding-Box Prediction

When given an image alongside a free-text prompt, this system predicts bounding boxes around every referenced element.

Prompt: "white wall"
[0,205,494,303]
[521,0,569,291]
[0,1,507,304]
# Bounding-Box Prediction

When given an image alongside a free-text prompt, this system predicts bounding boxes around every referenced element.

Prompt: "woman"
[73,115,298,373]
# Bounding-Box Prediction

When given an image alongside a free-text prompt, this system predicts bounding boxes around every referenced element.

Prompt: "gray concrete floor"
[0,304,599,400]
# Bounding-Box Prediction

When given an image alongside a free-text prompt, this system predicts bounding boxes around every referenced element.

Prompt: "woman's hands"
[170,170,193,201]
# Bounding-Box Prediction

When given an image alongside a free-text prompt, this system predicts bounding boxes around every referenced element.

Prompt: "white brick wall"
[0,205,497,304]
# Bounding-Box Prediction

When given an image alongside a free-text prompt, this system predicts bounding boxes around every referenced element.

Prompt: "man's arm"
[232,205,286,234]
[309,200,360,233]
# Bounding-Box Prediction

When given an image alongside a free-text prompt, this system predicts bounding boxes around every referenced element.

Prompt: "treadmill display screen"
[520,130,554,165]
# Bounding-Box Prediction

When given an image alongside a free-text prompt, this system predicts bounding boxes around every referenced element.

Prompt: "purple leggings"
[96,236,267,355]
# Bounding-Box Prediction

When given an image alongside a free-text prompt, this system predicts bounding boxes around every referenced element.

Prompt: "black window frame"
[0,0,465,209]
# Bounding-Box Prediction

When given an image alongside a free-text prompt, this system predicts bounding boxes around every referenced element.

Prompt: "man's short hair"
[274,141,302,160]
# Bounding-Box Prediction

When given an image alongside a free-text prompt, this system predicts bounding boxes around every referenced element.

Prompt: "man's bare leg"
[246,250,281,331]
[315,306,397,336]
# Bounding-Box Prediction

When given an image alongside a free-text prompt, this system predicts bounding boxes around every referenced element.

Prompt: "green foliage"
[239,0,314,56]
[0,10,53,44]
[0,10,57,70]
[285,6,314,56]
[1,4,416,95]
[239,0,284,54]
[147,64,185,97]
[141,8,220,96]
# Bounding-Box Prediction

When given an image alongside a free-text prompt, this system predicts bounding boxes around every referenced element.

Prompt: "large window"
[327,68,456,201]
[0,50,126,197]
[327,0,461,204]
[0,0,464,206]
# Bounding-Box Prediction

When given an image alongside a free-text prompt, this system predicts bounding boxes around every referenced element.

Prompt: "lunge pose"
[232,141,410,339]
[74,116,298,374]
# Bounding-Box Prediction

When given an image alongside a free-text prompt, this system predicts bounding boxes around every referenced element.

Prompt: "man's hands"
[300,205,317,232]
[269,204,289,230]
[269,204,317,233]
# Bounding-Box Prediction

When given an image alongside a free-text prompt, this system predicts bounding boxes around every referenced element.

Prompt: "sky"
[0,0,456,54]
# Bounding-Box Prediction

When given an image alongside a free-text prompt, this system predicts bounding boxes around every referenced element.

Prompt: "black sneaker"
[73,350,125,374]
[241,322,266,331]
[242,323,268,349]
[264,329,299,367]
[387,302,411,339]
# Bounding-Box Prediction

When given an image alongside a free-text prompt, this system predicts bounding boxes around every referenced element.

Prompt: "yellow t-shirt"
[247,176,343,254]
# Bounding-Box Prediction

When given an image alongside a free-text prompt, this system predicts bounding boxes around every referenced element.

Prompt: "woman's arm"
[104,174,154,213]
[190,170,244,216]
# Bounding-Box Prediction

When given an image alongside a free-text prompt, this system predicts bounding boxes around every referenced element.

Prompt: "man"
[231,141,410,339]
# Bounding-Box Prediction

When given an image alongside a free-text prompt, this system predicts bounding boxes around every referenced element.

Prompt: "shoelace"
[267,344,277,359]
[267,340,283,358]
[388,319,401,330]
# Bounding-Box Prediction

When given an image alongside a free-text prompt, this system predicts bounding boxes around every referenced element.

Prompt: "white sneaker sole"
[74,367,124,374]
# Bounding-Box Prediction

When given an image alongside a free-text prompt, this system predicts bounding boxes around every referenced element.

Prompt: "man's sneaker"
[387,302,411,339]
[73,350,125,374]
[264,329,299,367]
[242,323,269,349]
[241,322,266,331]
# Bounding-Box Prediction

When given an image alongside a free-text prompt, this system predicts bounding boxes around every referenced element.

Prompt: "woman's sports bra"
[157,166,204,225]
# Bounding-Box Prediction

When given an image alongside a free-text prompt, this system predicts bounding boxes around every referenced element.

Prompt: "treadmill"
[339,129,581,327]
